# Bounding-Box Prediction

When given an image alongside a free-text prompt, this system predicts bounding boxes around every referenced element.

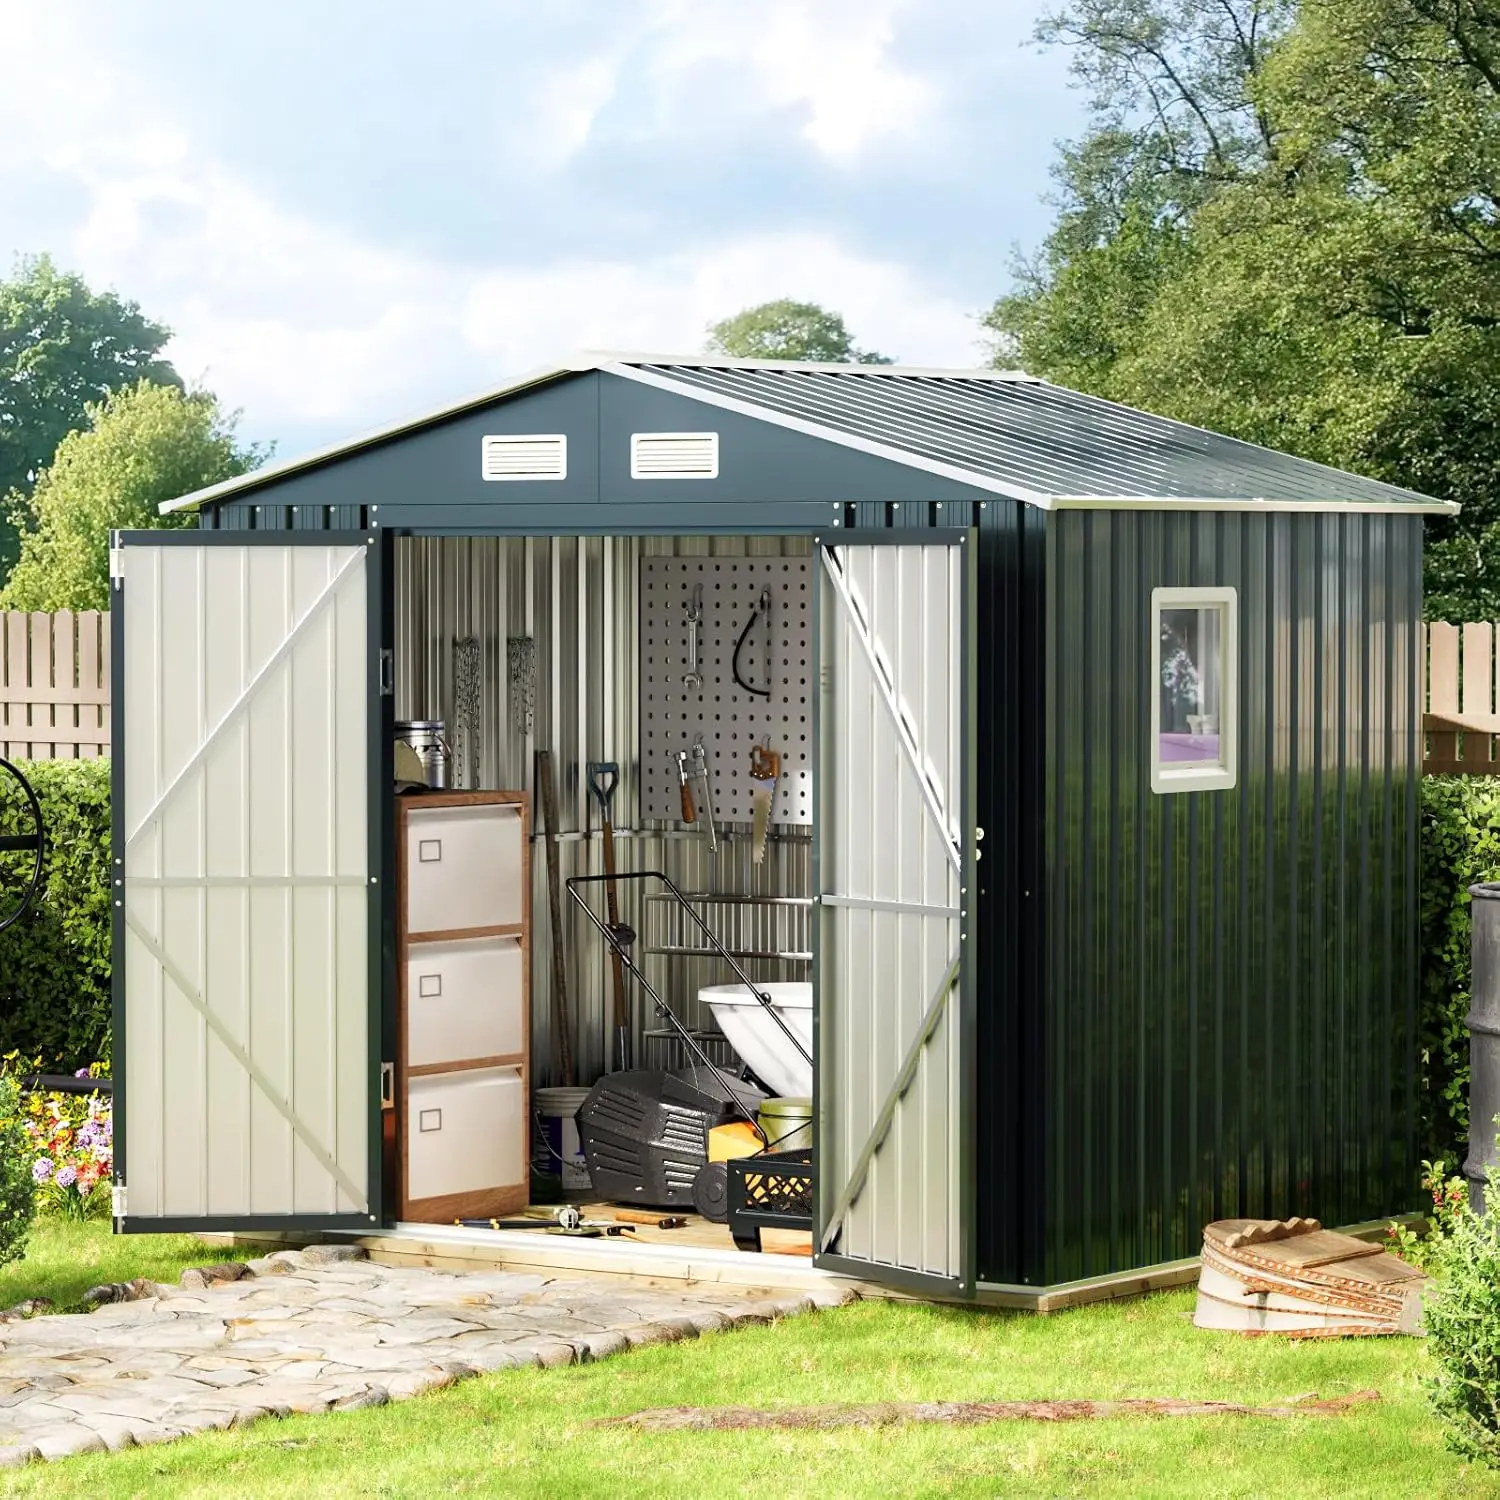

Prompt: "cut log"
[596,1391,1382,1432]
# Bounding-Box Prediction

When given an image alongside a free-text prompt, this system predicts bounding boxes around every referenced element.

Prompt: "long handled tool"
[535,751,574,1087]
[587,762,632,1072]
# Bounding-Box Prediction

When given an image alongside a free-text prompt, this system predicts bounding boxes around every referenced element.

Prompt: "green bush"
[0,1073,36,1268]
[0,759,110,1069]
[1418,778,1500,1166]
[1402,1157,1500,1467]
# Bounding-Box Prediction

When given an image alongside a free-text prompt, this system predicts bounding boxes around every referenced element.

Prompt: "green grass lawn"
[0,1217,239,1315]
[0,1220,1494,1498]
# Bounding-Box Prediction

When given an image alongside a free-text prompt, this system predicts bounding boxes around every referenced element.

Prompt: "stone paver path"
[0,1246,856,1465]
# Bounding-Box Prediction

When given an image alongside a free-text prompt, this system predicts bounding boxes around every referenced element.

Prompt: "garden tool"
[674,749,696,823]
[749,743,781,866]
[536,750,575,1087]
[690,740,718,854]
[587,762,632,1072]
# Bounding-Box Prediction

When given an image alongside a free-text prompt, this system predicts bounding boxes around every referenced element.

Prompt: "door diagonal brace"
[820,954,960,1254]
[125,547,365,849]
[124,911,367,1212]
[821,546,960,874]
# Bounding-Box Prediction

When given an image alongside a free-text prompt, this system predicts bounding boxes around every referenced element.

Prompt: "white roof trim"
[1051,495,1459,516]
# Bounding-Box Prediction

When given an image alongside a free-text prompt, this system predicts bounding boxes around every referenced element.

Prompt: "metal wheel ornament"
[0,758,45,934]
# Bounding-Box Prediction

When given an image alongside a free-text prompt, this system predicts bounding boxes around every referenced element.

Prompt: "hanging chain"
[452,636,482,790]
[507,635,535,740]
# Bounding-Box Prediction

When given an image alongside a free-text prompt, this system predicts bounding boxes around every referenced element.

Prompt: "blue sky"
[0,1,1085,457]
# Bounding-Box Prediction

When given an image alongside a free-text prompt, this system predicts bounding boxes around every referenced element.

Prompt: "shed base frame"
[189,1215,1420,1314]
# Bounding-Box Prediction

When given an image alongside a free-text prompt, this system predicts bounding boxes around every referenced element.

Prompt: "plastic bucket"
[533,1087,592,1194]
[758,1097,813,1153]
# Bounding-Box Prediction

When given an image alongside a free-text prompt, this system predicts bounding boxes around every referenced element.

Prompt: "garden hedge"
[1419,776,1500,1170]
[0,759,110,1070]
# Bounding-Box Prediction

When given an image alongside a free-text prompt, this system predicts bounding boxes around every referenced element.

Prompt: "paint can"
[394,721,451,788]
[533,1086,593,1194]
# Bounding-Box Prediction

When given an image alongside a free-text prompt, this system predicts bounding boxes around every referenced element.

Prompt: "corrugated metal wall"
[392,535,814,1088]
[1039,510,1422,1284]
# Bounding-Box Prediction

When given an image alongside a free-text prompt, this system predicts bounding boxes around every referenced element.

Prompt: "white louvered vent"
[631,432,719,480]
[481,434,567,481]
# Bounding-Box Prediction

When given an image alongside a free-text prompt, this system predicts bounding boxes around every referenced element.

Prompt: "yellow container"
[708,1121,762,1162]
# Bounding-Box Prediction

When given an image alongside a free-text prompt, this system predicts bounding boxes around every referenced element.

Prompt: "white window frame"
[1150,585,1238,795]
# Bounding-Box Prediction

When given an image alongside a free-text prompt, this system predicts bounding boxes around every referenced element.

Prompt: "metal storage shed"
[111,355,1454,1299]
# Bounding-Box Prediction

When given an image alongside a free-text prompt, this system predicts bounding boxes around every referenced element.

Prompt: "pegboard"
[640,556,812,826]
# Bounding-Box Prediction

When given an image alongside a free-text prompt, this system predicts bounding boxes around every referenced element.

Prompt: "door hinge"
[378,649,394,696]
[111,1182,127,1220]
[380,1062,395,1110]
[109,536,125,587]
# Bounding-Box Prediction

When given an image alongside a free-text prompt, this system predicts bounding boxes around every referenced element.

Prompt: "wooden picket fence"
[1425,621,1500,775]
[0,612,109,760]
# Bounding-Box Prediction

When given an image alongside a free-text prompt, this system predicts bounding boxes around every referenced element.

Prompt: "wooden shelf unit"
[396,790,531,1223]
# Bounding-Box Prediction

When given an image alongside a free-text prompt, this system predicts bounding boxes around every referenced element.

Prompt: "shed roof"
[164,353,1456,516]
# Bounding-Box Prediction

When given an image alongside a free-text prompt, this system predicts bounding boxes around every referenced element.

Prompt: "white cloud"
[641,0,935,164]
[505,0,936,171]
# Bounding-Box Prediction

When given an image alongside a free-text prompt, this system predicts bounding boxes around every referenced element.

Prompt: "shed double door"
[816,533,977,1298]
[111,533,384,1231]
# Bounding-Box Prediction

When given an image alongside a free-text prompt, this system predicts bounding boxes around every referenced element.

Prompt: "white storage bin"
[406,937,524,1067]
[407,1067,524,1201]
[405,803,524,934]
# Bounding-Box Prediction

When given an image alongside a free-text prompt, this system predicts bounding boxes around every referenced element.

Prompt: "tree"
[706,300,894,363]
[0,257,180,577]
[1,382,264,613]
[989,1,1500,617]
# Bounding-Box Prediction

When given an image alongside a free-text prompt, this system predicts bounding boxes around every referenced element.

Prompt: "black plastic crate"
[727,1149,814,1253]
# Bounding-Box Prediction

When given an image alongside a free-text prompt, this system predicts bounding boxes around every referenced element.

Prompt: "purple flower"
[74,1069,90,1079]
[54,1165,76,1190]
[31,1159,52,1183]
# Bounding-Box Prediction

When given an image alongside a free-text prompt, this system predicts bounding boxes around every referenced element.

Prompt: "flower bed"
[20,1068,111,1220]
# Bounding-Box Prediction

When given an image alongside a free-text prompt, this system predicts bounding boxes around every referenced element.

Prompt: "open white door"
[815,533,976,1297]
[112,533,383,1231]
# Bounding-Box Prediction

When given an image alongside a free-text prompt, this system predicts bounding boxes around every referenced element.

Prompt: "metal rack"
[642,892,813,963]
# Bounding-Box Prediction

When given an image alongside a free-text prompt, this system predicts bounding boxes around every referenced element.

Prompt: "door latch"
[380,1062,395,1110]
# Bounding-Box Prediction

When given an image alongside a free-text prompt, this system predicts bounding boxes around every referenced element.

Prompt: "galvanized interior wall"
[393,535,813,1088]
[1040,510,1422,1285]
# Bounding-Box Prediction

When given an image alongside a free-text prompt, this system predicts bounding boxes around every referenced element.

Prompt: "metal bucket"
[395,721,451,789]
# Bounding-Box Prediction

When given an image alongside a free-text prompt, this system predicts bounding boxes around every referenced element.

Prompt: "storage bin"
[404,803,524,934]
[406,1067,525,1201]
[405,937,524,1067]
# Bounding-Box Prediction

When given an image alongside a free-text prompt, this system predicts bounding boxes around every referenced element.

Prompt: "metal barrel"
[1467,883,1500,1211]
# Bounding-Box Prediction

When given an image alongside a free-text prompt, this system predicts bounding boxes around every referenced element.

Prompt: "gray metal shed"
[110,355,1452,1298]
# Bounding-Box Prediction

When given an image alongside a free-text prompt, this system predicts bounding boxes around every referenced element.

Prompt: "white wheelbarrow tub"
[699,981,812,1099]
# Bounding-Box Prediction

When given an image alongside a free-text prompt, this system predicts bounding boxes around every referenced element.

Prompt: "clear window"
[1151,587,1237,793]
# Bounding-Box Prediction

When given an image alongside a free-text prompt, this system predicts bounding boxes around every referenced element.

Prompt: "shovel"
[587,762,632,1072]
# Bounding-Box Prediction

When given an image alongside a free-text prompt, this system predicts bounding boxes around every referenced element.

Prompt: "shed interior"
[394,533,816,1074]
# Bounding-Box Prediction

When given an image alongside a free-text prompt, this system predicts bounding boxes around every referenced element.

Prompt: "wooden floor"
[528,1202,813,1258]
